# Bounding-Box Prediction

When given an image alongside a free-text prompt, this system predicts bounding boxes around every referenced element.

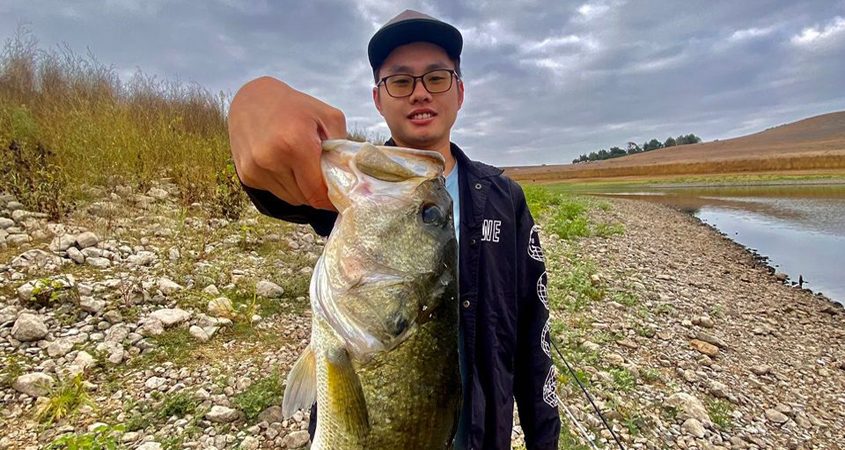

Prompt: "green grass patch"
[129,328,195,368]
[608,368,636,392]
[35,374,95,425]
[125,391,203,433]
[44,423,125,450]
[233,368,284,422]
[611,291,638,307]
[707,398,734,430]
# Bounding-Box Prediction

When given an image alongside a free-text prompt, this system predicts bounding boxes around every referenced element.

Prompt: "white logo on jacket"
[528,225,545,262]
[481,219,501,242]
[543,365,559,408]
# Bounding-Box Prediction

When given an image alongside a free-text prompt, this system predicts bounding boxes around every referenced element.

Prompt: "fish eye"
[420,203,446,226]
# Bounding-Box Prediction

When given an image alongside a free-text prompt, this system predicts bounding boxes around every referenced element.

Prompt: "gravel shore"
[1,187,842,450]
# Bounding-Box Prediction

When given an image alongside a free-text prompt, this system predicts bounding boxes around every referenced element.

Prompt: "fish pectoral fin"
[282,344,317,418]
[326,345,370,441]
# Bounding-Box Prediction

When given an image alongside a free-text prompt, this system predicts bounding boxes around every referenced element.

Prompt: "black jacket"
[242,141,561,449]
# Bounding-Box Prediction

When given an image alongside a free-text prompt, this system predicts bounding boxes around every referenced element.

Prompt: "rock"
[67,351,97,377]
[0,217,14,228]
[708,380,731,400]
[12,313,49,342]
[75,231,99,249]
[581,341,600,353]
[147,187,169,200]
[240,436,260,450]
[765,408,789,424]
[107,346,124,364]
[206,405,240,423]
[666,392,712,426]
[11,209,29,221]
[12,372,55,397]
[145,376,167,391]
[126,251,156,266]
[695,332,728,349]
[255,280,284,298]
[202,284,220,296]
[104,324,129,343]
[258,405,284,423]
[103,310,123,324]
[774,272,788,282]
[47,338,75,357]
[282,430,310,448]
[692,316,715,328]
[605,352,625,366]
[86,257,111,268]
[6,233,31,245]
[690,339,719,357]
[136,442,162,450]
[208,297,235,318]
[141,318,164,336]
[149,308,191,327]
[157,277,183,295]
[751,365,771,376]
[50,234,77,252]
[682,418,706,438]
[617,338,639,349]
[67,246,85,264]
[168,247,180,261]
[189,325,210,342]
[79,296,106,314]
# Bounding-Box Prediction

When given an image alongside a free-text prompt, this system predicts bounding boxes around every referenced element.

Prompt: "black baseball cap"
[367,9,463,74]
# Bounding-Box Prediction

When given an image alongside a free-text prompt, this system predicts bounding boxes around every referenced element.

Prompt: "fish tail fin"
[282,344,317,418]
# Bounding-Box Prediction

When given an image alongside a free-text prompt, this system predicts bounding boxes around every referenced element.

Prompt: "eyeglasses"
[376,69,458,98]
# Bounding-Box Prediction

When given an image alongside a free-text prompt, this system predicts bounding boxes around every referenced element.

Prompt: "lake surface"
[590,183,845,305]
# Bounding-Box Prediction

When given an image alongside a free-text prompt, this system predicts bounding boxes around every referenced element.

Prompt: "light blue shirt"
[445,162,460,244]
[445,160,469,449]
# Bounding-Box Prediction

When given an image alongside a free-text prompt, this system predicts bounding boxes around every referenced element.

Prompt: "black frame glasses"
[376,69,459,98]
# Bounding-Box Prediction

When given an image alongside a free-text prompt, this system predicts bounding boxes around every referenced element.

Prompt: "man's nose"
[409,78,432,103]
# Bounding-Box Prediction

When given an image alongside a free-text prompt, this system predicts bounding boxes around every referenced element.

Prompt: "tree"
[626,142,642,154]
[643,138,663,151]
[664,136,677,147]
[609,146,626,157]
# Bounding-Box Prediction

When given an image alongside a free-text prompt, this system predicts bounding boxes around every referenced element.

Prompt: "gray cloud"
[2,0,843,166]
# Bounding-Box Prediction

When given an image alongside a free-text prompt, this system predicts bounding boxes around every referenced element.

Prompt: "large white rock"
[86,257,111,269]
[667,392,712,426]
[189,325,210,342]
[149,308,191,327]
[12,313,49,342]
[75,231,99,249]
[49,234,77,252]
[47,338,75,358]
[66,351,97,377]
[206,405,240,423]
[12,372,55,397]
[79,296,106,314]
[255,280,284,299]
[157,278,183,295]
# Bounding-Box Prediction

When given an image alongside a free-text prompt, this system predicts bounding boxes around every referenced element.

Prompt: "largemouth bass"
[282,139,461,449]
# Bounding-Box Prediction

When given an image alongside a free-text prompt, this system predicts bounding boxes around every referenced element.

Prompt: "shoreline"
[545,196,845,449]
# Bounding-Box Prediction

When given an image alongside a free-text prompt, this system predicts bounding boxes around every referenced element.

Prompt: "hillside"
[506,111,845,181]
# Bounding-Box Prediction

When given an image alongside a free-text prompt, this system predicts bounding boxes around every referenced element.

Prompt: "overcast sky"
[2,0,844,166]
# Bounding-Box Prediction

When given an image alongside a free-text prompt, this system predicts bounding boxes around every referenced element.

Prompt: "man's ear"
[457,79,465,111]
[373,87,384,116]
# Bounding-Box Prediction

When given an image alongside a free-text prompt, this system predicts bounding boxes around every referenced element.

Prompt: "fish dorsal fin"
[282,344,317,418]
[325,345,370,442]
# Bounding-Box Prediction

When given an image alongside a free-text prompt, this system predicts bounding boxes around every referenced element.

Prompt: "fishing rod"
[549,336,627,450]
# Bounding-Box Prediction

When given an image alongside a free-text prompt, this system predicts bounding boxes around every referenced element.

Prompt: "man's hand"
[228,76,346,210]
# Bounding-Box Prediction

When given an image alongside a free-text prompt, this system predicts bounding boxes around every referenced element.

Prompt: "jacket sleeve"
[511,181,561,450]
[241,183,337,237]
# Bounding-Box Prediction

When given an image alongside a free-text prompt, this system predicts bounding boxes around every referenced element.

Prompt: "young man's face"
[372,42,464,151]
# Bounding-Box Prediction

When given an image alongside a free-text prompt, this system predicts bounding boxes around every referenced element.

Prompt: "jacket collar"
[383,138,503,180]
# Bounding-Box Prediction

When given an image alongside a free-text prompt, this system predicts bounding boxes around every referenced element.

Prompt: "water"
[591,183,845,304]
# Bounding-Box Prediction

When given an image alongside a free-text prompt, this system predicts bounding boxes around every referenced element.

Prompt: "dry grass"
[507,111,845,182]
[0,30,231,207]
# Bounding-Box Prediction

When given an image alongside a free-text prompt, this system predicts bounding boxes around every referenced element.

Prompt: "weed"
[707,398,733,430]
[640,368,661,384]
[611,291,638,307]
[233,368,284,422]
[1,354,27,388]
[608,368,636,392]
[594,221,625,237]
[44,423,125,450]
[35,373,95,425]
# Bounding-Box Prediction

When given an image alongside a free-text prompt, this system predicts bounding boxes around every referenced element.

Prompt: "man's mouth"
[408,110,437,121]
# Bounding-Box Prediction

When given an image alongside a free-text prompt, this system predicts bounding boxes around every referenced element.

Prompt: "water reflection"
[591,183,845,304]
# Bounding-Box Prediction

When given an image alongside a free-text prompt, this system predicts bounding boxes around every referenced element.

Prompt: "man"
[228,10,561,449]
